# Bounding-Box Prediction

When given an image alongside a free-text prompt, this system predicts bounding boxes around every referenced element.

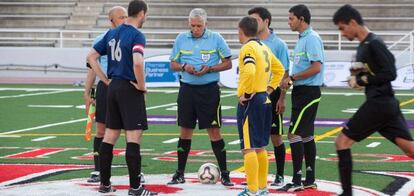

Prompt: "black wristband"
[181,63,187,71]
[244,93,251,99]
[289,75,296,81]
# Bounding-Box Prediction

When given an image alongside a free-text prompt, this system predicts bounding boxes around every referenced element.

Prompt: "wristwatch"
[289,75,296,82]
[181,63,187,71]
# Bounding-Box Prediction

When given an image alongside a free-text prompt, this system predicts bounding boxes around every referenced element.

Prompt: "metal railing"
[0,28,412,64]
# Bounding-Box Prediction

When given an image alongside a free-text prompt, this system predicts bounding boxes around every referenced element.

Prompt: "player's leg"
[169,83,196,184]
[335,131,355,196]
[269,88,285,187]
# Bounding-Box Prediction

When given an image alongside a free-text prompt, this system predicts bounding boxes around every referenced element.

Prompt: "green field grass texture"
[0,84,413,192]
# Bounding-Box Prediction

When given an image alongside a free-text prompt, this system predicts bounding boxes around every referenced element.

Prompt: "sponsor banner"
[144,54,179,87]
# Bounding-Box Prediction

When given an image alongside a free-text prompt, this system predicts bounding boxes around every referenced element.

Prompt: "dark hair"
[289,4,311,24]
[239,16,258,37]
[333,4,364,25]
[128,0,147,17]
[248,7,272,27]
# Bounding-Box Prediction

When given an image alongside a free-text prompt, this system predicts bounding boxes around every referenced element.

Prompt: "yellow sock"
[244,151,259,193]
[257,149,269,189]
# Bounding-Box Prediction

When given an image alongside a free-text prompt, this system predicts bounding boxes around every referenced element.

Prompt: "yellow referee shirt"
[237,39,285,97]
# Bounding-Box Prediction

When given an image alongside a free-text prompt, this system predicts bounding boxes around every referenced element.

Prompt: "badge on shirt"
[201,53,211,63]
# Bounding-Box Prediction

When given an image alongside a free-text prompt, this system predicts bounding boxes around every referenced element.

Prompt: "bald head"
[108,6,127,28]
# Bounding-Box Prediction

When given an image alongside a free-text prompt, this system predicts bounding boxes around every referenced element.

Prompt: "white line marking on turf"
[366,142,381,148]
[0,90,75,99]
[31,136,56,142]
[0,118,87,135]
[0,135,21,138]
[162,138,179,144]
[28,105,74,108]
[228,139,241,145]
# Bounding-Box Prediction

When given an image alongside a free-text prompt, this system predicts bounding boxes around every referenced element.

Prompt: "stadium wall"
[0,47,412,89]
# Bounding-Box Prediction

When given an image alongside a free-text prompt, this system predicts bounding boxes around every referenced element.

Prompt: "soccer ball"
[197,163,220,184]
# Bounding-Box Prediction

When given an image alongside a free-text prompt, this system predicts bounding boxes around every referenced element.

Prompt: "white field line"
[162,138,179,144]
[366,142,381,148]
[0,118,87,135]
[0,90,75,99]
[228,139,241,145]
[31,136,56,142]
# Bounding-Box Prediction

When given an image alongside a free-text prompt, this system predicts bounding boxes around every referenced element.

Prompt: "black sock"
[304,139,316,183]
[177,138,191,173]
[93,137,103,172]
[211,139,227,171]
[99,142,114,186]
[274,143,285,177]
[290,141,304,185]
[337,149,353,195]
[126,143,141,189]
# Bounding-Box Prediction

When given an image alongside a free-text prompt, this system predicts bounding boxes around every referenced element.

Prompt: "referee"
[333,5,414,196]
[279,4,325,192]
[87,0,156,195]
[167,8,234,186]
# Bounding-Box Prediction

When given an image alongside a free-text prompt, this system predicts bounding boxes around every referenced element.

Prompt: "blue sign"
[145,61,179,82]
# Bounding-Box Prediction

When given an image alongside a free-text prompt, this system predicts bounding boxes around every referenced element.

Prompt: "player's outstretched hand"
[350,62,367,76]
[239,93,255,106]
[347,76,363,90]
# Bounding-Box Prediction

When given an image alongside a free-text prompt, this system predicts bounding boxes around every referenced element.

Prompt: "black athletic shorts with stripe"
[106,79,148,130]
[289,86,321,137]
[177,82,221,130]
[343,97,413,143]
[95,80,107,124]
[269,87,284,135]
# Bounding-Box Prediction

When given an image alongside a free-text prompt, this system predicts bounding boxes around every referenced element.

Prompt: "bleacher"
[0,0,413,49]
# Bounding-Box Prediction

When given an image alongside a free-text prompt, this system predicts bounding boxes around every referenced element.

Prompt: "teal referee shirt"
[170,29,231,85]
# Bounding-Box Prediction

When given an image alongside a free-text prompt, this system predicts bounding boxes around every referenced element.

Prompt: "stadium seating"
[0,0,413,48]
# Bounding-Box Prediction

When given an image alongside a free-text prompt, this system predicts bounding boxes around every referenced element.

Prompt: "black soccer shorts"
[269,87,284,135]
[95,81,108,124]
[343,97,413,143]
[106,79,148,131]
[288,86,321,137]
[177,82,221,130]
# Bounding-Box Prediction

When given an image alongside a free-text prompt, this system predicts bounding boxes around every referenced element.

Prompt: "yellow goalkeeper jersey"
[237,39,285,97]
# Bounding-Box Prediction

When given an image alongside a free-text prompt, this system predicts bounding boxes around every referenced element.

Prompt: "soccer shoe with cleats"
[257,188,269,196]
[270,175,284,186]
[237,188,256,196]
[87,171,100,183]
[302,180,317,189]
[128,185,158,196]
[167,170,185,185]
[98,184,116,193]
[220,170,234,186]
[277,183,303,192]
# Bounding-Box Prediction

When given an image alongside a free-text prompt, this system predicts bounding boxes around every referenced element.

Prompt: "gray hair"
[189,8,207,23]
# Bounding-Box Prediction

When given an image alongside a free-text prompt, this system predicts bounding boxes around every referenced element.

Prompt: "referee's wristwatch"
[181,63,187,71]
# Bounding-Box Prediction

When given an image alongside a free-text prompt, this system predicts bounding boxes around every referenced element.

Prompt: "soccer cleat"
[257,188,269,196]
[237,188,256,196]
[220,170,234,186]
[87,171,100,183]
[98,184,116,193]
[277,183,303,192]
[167,170,185,185]
[270,175,284,186]
[128,184,158,196]
[302,180,317,189]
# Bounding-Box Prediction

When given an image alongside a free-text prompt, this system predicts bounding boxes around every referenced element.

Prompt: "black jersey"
[356,33,397,99]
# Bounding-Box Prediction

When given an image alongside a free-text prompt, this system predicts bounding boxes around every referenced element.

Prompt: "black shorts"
[95,81,107,124]
[289,86,321,137]
[343,97,413,143]
[269,87,284,135]
[106,79,148,130]
[177,82,221,130]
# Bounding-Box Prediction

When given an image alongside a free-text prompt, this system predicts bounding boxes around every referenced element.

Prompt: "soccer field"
[0,84,413,195]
